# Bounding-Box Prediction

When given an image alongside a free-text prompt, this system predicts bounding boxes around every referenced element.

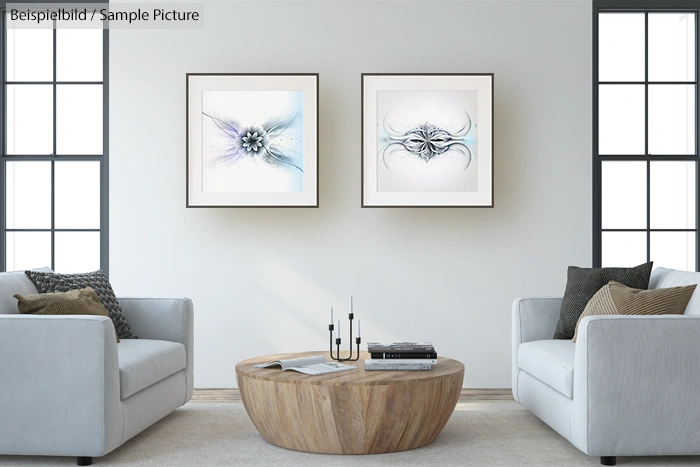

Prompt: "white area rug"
[2,403,699,466]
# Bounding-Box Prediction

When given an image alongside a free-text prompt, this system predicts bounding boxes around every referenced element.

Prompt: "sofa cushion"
[518,340,575,398]
[0,268,52,314]
[572,281,696,342]
[118,339,186,400]
[554,262,653,340]
[15,287,120,343]
[26,270,136,339]
[650,267,700,315]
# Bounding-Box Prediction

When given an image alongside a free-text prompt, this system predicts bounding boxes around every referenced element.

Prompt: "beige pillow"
[14,287,119,343]
[572,280,697,342]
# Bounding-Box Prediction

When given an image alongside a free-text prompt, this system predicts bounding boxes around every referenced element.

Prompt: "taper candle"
[336,319,340,339]
[357,319,361,338]
[329,306,333,325]
[350,295,353,315]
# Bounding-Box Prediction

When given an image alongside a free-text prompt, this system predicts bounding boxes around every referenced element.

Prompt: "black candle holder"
[329,312,361,362]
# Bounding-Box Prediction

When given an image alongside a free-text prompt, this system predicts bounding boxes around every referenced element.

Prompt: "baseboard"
[191,388,514,403]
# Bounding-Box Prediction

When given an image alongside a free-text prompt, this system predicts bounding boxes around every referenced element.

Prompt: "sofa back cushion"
[25,270,136,340]
[650,267,700,315]
[553,262,653,339]
[572,280,697,341]
[0,268,53,314]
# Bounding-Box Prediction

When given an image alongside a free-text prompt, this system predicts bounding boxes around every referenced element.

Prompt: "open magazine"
[254,355,356,376]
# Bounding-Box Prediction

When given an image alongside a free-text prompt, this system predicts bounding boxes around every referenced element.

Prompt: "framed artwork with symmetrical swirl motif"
[361,73,493,207]
[187,73,318,207]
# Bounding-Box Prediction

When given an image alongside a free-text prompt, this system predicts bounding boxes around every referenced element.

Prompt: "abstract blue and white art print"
[202,90,304,193]
[187,74,318,207]
[377,90,478,193]
[363,74,493,207]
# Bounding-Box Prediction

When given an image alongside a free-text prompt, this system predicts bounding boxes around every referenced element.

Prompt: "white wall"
[110,0,592,388]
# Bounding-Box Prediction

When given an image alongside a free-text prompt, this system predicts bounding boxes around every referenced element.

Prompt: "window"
[0,13,108,274]
[593,1,699,271]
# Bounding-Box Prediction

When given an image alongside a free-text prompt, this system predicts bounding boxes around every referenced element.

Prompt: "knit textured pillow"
[553,262,653,340]
[25,270,136,340]
[15,287,120,343]
[571,280,696,342]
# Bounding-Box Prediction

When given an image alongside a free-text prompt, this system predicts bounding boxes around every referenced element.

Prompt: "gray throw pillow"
[553,262,653,340]
[25,270,136,340]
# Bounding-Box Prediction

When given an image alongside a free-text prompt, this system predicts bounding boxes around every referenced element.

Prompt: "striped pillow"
[572,280,697,342]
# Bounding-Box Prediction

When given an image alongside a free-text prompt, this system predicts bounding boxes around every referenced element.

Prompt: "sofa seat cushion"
[118,339,186,400]
[518,340,575,398]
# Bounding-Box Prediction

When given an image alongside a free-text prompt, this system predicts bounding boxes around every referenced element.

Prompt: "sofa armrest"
[118,297,194,401]
[511,297,562,402]
[571,315,700,457]
[512,297,562,345]
[0,315,122,457]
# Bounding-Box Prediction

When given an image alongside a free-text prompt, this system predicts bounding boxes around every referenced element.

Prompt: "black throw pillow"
[25,270,137,340]
[552,262,653,340]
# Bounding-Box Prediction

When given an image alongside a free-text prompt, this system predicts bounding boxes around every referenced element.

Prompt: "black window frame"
[0,0,109,275]
[593,0,700,269]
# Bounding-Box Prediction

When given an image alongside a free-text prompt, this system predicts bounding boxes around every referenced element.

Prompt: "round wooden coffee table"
[236,351,464,454]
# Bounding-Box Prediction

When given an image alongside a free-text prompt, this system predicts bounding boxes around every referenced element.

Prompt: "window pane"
[54,232,100,274]
[6,232,51,271]
[56,85,103,155]
[599,85,645,155]
[649,13,696,82]
[651,232,695,271]
[602,232,647,267]
[599,13,645,82]
[6,161,52,229]
[57,29,103,82]
[55,162,100,229]
[6,85,53,155]
[650,161,696,229]
[6,28,53,81]
[602,161,647,229]
[648,85,695,155]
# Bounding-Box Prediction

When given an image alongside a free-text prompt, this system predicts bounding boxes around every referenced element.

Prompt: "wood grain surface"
[191,388,513,403]
[236,351,464,454]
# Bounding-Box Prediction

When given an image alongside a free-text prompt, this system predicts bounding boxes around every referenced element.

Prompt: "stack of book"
[364,342,437,371]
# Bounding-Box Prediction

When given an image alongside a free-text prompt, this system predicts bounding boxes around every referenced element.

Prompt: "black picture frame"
[361,73,494,208]
[186,73,319,208]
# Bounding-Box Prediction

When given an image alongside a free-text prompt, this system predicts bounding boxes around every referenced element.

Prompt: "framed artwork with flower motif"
[187,73,318,207]
[361,74,493,207]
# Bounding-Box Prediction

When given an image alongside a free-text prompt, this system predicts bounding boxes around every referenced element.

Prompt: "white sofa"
[512,267,700,466]
[0,270,194,465]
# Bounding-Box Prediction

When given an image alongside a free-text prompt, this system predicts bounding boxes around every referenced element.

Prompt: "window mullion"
[51,22,56,270]
[599,81,697,84]
[5,81,103,85]
[1,12,5,271]
[1,12,4,158]
[101,28,108,276]
[50,160,55,270]
[593,5,602,267]
[696,12,700,271]
[0,154,103,161]
[645,12,651,263]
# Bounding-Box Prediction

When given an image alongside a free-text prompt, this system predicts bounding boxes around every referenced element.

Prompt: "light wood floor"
[192,388,514,403]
